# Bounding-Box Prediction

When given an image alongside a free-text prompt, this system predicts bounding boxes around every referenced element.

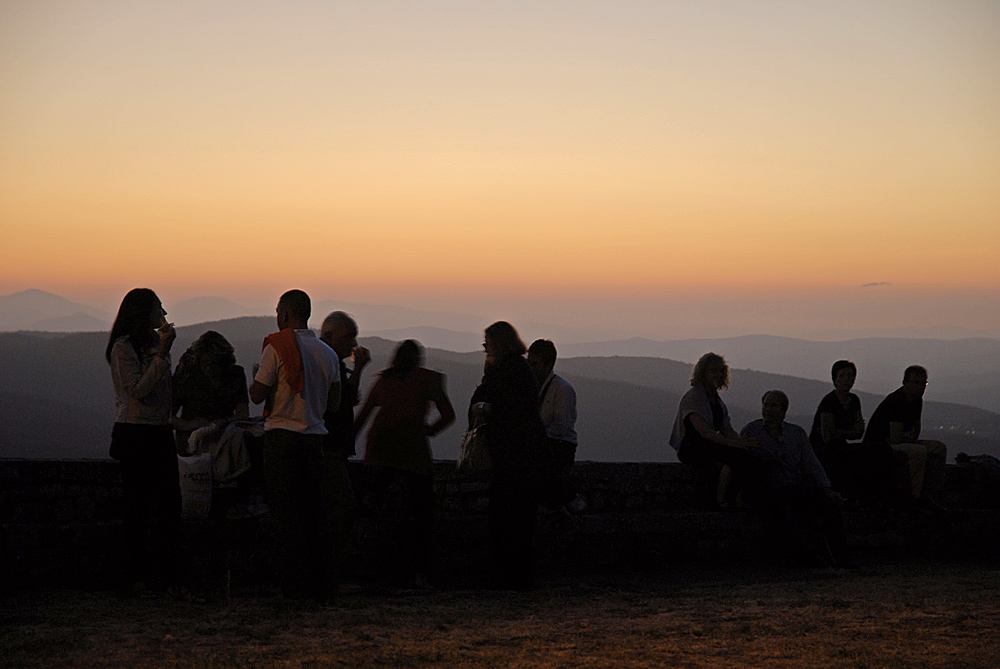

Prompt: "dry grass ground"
[3,561,1000,668]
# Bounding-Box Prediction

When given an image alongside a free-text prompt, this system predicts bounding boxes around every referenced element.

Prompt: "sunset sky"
[1,1,998,337]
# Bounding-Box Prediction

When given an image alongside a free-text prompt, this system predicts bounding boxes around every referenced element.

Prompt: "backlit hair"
[528,339,557,368]
[485,321,527,358]
[191,330,236,368]
[690,352,729,390]
[831,359,856,383]
[106,288,161,363]
[382,339,423,379]
[321,311,358,340]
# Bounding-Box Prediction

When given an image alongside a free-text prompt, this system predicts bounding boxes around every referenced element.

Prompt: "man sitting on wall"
[864,365,947,510]
[527,339,585,514]
[741,390,852,568]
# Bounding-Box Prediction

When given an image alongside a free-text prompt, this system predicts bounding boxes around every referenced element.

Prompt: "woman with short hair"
[809,360,893,505]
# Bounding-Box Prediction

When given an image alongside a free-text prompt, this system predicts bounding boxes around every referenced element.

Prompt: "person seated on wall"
[742,390,852,568]
[526,338,584,515]
[668,352,764,508]
[809,360,895,508]
[172,330,255,513]
[864,365,948,511]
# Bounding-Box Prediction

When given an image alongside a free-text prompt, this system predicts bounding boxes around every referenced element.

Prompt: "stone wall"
[2,459,998,591]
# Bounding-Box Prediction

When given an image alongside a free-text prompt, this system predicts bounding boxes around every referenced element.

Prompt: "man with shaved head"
[250,289,341,602]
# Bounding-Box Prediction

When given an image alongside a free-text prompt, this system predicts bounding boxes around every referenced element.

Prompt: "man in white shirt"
[527,339,584,513]
[250,289,341,601]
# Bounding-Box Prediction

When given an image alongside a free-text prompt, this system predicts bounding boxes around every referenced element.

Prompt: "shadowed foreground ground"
[4,561,1000,668]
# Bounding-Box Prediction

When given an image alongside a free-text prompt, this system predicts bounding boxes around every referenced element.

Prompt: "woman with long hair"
[172,331,250,449]
[668,352,761,507]
[354,339,455,588]
[468,321,548,590]
[106,288,193,599]
[172,330,253,517]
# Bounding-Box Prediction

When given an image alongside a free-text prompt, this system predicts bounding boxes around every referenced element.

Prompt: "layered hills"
[2,317,997,462]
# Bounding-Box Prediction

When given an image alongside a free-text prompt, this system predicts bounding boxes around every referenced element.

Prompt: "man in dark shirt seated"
[864,365,947,509]
[742,390,851,568]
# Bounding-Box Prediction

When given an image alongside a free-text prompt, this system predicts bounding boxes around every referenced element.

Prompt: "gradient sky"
[1,1,998,336]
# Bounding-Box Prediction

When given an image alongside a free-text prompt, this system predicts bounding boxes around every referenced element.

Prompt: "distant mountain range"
[0,289,493,335]
[0,289,112,332]
[2,316,997,463]
[557,336,1000,410]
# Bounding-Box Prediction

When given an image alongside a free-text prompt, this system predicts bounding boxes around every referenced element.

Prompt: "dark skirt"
[111,422,181,587]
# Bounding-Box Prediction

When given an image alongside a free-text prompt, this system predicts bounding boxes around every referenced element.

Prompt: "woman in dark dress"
[354,339,455,588]
[468,321,548,589]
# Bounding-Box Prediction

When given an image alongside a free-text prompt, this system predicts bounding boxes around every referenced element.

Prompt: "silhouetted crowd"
[107,287,946,601]
[670,353,947,569]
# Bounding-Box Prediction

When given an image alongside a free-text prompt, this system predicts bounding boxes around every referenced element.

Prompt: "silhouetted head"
[484,321,527,361]
[320,311,359,359]
[527,339,557,385]
[902,365,928,401]
[761,390,789,428]
[276,290,311,330]
[176,330,236,384]
[384,339,423,378]
[832,359,857,393]
[193,330,236,371]
[106,288,164,363]
[691,352,729,391]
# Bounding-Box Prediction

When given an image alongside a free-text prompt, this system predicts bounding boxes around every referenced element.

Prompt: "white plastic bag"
[177,452,212,519]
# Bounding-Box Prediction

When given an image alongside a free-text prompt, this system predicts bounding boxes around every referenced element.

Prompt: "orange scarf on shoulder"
[262,329,305,395]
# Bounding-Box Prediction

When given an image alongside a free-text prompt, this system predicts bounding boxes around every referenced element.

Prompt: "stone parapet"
[2,459,998,591]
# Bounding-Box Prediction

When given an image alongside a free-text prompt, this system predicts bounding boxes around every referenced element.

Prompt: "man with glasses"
[864,365,947,509]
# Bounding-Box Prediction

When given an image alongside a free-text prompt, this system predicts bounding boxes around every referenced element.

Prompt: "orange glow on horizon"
[1,2,998,317]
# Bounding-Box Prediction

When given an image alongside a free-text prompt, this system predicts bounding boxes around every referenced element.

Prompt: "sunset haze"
[2,1,998,337]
